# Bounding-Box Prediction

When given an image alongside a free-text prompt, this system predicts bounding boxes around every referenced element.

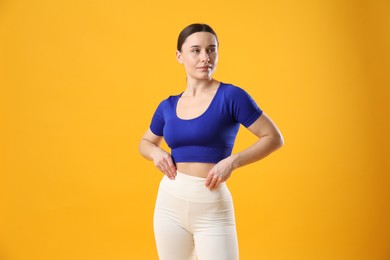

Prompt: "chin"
[198,75,213,80]
[200,71,214,78]
[188,71,214,81]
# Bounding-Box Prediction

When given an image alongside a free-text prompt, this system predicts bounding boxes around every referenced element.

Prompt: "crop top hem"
[171,146,233,164]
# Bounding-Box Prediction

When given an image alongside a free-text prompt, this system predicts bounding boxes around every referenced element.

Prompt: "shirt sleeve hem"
[149,126,164,136]
[242,110,263,128]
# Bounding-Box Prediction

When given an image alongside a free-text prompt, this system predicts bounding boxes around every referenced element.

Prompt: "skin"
[139,31,284,190]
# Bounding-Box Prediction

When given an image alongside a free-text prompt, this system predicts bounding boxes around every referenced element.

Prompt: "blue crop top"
[149,82,263,164]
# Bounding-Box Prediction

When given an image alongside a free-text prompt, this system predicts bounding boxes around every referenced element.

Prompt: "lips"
[197,65,212,69]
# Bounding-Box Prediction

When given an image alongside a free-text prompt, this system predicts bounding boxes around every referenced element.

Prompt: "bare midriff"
[176,162,216,178]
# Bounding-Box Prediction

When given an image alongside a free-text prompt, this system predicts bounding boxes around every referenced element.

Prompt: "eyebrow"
[189,45,217,48]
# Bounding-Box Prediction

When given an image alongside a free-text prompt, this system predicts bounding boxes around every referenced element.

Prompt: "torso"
[176,162,215,178]
[175,80,220,178]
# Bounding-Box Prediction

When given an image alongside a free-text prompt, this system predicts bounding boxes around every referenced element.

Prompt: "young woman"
[139,23,284,260]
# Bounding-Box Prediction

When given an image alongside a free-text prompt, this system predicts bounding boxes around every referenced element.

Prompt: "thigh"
[153,188,196,260]
[190,199,239,260]
[194,225,239,260]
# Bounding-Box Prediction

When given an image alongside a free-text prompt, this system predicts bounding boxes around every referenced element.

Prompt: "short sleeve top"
[149,82,263,163]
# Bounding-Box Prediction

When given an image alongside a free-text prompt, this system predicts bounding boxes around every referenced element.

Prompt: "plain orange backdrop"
[1,0,389,259]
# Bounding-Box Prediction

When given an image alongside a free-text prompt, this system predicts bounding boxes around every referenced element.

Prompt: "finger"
[215,176,222,189]
[205,172,214,187]
[164,158,175,178]
[209,175,220,191]
[206,166,218,186]
[215,176,223,189]
[157,161,166,172]
[159,162,173,179]
[160,158,174,179]
[208,178,217,190]
[166,157,176,177]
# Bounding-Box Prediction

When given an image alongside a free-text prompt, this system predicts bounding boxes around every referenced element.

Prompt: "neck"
[184,77,218,97]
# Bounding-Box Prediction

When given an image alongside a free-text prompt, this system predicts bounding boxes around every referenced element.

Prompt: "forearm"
[231,134,284,169]
[138,139,162,161]
[139,136,177,178]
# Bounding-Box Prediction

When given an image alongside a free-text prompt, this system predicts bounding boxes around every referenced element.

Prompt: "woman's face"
[176,32,218,81]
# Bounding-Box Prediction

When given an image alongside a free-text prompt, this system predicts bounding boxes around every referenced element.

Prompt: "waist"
[176,162,215,178]
[159,170,231,202]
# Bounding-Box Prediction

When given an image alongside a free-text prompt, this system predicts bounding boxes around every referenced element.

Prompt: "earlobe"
[176,50,183,64]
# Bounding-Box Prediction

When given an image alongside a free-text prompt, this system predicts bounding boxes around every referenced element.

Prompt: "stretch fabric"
[153,170,239,260]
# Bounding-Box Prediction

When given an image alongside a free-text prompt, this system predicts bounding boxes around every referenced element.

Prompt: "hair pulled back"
[177,23,219,52]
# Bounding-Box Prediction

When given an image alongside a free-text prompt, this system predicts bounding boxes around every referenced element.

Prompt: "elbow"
[138,139,148,158]
[278,134,285,148]
[138,140,144,157]
[273,132,284,150]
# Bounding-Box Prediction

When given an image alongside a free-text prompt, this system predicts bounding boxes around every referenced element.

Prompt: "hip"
[158,170,232,203]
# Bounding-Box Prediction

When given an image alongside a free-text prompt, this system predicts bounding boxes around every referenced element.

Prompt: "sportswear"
[154,170,238,260]
[149,82,263,163]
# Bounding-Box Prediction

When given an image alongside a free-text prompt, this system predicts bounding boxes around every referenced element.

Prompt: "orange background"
[1,0,389,259]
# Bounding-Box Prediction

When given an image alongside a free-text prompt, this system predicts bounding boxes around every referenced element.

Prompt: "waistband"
[159,170,232,202]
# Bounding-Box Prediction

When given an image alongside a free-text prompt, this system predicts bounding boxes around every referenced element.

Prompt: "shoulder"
[154,93,181,109]
[222,82,254,100]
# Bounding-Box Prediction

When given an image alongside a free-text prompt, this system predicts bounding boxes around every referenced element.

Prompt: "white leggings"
[153,170,239,260]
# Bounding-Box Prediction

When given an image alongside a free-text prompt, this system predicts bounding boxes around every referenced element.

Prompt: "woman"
[139,23,284,260]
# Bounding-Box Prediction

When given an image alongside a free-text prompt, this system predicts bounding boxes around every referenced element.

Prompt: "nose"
[201,50,210,63]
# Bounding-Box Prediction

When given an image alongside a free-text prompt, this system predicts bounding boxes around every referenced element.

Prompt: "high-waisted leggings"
[153,170,239,260]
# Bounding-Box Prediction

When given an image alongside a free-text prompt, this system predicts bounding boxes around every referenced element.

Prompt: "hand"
[205,155,237,191]
[151,147,177,180]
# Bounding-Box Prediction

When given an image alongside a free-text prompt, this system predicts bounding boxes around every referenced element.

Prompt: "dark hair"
[177,23,219,52]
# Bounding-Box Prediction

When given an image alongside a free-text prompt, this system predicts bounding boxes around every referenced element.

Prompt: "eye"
[208,48,216,53]
[191,49,200,53]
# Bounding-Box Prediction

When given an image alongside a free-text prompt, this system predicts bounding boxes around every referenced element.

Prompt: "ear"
[176,50,183,64]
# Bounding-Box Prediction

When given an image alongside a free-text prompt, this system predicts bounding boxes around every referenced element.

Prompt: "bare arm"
[138,128,177,179]
[205,112,284,190]
[232,112,284,169]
